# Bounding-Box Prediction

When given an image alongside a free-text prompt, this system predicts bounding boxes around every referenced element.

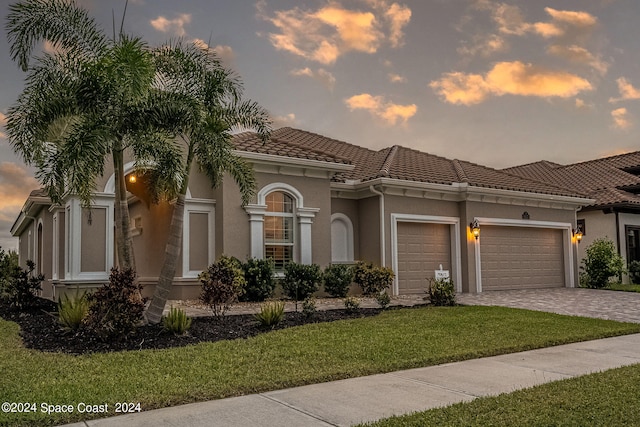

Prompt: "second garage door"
[480,225,565,291]
[397,222,451,294]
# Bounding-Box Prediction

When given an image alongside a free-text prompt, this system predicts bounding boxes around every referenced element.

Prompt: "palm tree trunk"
[145,191,186,324]
[112,148,136,271]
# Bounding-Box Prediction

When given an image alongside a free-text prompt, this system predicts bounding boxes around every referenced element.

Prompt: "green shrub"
[0,246,19,292]
[375,292,391,309]
[1,259,44,309]
[84,268,145,342]
[343,296,360,313]
[580,238,625,289]
[254,301,285,328]
[427,278,456,306]
[57,290,89,331]
[302,297,317,319]
[628,260,640,284]
[240,258,276,302]
[199,255,246,319]
[353,261,394,296]
[163,306,192,335]
[323,264,354,298]
[281,262,322,302]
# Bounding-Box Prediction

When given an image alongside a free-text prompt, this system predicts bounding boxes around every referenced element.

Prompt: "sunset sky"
[1,0,639,249]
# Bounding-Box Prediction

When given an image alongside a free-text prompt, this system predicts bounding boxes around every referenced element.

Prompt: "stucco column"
[297,207,320,264]
[244,204,267,259]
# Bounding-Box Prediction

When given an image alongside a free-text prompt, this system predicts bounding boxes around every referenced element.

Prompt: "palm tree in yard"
[144,41,271,324]
[5,0,183,271]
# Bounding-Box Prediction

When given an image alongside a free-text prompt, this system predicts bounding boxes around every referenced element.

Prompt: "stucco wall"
[357,196,381,264]
[577,210,617,263]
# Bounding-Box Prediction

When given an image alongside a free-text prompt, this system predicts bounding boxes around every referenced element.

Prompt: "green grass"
[607,283,640,293]
[361,363,640,426]
[1,306,639,426]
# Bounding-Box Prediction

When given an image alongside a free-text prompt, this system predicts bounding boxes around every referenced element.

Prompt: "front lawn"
[362,362,640,426]
[607,283,640,293]
[2,306,639,426]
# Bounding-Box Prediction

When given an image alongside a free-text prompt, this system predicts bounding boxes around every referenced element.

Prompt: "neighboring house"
[11,127,590,299]
[505,152,640,283]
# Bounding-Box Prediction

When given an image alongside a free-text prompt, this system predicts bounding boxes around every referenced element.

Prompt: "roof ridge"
[271,134,352,164]
[379,145,399,177]
[452,159,469,183]
[277,127,378,155]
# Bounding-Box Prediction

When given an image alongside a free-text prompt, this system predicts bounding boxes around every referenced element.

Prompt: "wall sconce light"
[128,174,137,184]
[573,225,583,243]
[471,219,480,240]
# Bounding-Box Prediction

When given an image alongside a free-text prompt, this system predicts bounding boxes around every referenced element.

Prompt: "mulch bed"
[0,298,389,355]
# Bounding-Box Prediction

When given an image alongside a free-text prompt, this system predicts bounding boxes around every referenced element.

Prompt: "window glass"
[265,191,295,269]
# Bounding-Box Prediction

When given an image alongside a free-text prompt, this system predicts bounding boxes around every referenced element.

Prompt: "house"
[11,127,591,299]
[505,152,640,282]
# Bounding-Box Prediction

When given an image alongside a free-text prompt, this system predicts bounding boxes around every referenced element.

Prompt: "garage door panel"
[481,226,564,291]
[397,222,451,295]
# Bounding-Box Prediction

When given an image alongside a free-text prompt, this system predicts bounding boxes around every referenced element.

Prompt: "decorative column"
[297,207,320,264]
[244,204,268,259]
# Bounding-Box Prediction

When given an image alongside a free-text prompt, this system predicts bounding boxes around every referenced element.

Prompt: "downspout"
[615,209,622,282]
[369,185,385,267]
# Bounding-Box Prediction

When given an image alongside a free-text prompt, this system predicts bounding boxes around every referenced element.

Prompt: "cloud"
[0,112,6,126]
[430,61,593,106]
[344,93,417,125]
[0,162,38,209]
[191,40,236,65]
[575,98,593,110]
[609,77,640,103]
[290,67,336,89]
[388,73,406,83]
[150,13,191,36]
[457,33,507,57]
[547,45,608,76]
[258,1,411,64]
[271,113,298,128]
[611,107,632,130]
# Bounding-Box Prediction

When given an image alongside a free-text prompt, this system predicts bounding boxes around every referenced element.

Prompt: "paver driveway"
[457,288,640,323]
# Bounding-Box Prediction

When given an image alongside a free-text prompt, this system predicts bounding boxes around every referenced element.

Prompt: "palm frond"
[6,0,108,71]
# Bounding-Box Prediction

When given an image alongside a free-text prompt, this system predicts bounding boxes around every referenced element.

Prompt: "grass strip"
[607,283,640,293]
[362,363,640,426]
[1,305,639,426]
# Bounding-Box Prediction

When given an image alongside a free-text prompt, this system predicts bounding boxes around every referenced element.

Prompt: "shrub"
[281,262,322,302]
[343,296,360,313]
[57,290,89,331]
[255,301,285,328]
[199,255,246,319]
[375,292,391,309]
[240,258,276,302]
[302,297,317,319]
[84,268,145,342]
[1,259,44,310]
[353,261,394,296]
[580,238,625,289]
[427,278,456,306]
[628,260,640,284]
[0,246,19,291]
[163,306,192,335]
[323,264,354,298]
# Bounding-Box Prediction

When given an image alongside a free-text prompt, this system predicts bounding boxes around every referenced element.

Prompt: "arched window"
[264,191,295,270]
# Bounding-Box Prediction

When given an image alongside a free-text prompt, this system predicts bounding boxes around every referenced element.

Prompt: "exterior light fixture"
[573,225,583,243]
[128,174,137,184]
[471,219,480,240]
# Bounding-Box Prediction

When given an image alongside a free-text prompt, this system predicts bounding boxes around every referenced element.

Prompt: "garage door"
[397,222,451,294]
[480,226,564,291]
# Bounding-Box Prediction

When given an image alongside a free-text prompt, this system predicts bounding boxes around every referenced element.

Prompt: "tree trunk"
[145,192,186,324]
[112,148,136,271]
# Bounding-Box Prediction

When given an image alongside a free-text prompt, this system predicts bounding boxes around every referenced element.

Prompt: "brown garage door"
[397,222,451,294]
[480,226,564,291]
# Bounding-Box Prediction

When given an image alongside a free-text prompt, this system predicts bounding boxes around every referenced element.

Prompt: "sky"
[1,0,640,250]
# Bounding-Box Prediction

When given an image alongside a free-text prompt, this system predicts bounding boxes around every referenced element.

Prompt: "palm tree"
[144,41,271,324]
[5,0,183,270]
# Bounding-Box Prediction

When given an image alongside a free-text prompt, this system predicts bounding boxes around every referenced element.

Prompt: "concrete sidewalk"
[61,333,640,427]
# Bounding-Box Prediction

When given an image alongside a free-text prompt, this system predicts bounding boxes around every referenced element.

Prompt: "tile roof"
[234,127,583,198]
[505,151,640,208]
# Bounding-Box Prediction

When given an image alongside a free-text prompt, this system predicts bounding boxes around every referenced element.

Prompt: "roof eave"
[234,150,354,173]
